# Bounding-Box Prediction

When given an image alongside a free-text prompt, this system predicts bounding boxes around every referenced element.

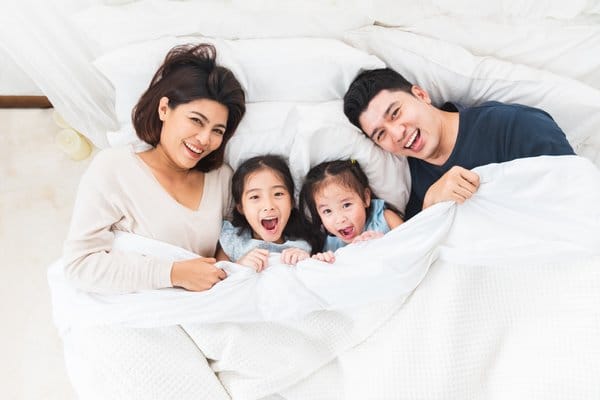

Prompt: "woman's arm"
[62,150,174,294]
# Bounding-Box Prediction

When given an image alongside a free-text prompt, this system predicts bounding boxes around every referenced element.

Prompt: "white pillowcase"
[72,0,372,52]
[344,26,600,161]
[224,102,299,171]
[94,35,385,128]
[285,101,411,213]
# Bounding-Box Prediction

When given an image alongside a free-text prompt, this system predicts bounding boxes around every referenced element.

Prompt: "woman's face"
[314,182,370,244]
[157,96,228,170]
[238,168,293,244]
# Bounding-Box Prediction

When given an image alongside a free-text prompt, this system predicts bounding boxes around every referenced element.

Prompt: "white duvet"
[51,155,600,399]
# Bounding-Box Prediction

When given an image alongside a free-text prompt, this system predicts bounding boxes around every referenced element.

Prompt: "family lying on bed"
[62,42,574,295]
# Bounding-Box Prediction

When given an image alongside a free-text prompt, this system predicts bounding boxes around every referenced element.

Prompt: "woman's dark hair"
[298,159,375,252]
[230,155,315,250]
[343,68,413,134]
[132,43,246,172]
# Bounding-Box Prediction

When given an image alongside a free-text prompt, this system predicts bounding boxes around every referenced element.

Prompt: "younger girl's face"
[238,168,292,243]
[314,182,371,244]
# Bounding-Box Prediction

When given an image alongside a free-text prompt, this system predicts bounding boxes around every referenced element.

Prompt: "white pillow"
[285,101,411,213]
[71,0,372,52]
[93,35,385,128]
[369,0,591,26]
[343,26,600,162]
[224,102,298,170]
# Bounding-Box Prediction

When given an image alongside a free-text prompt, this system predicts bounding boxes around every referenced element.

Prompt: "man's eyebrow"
[369,102,397,139]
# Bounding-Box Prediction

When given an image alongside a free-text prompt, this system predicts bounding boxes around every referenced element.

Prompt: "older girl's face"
[158,96,228,170]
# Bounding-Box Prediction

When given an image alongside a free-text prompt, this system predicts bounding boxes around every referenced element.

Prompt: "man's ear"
[411,85,432,105]
[158,96,170,121]
[364,188,371,207]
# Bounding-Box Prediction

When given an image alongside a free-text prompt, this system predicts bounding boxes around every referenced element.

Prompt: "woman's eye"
[376,130,385,142]
[391,108,399,119]
[321,209,331,215]
[249,195,259,200]
[213,129,225,136]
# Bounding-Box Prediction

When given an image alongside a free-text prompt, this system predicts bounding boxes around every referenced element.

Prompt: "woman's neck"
[141,145,195,182]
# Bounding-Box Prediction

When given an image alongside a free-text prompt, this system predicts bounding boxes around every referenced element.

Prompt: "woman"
[63,43,246,293]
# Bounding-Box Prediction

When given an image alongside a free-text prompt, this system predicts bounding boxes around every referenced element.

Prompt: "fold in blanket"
[49,155,600,338]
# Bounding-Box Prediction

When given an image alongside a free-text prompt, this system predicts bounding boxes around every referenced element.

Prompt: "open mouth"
[261,217,279,232]
[404,129,420,150]
[184,141,204,156]
[338,226,355,240]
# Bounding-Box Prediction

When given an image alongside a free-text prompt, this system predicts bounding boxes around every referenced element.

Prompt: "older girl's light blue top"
[219,220,311,262]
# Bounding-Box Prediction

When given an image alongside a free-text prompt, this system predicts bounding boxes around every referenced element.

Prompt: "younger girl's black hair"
[230,155,315,250]
[299,159,399,252]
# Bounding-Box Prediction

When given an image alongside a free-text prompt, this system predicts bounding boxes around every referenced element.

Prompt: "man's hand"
[423,166,480,209]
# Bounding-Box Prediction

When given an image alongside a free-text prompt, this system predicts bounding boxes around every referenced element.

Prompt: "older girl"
[217,155,313,271]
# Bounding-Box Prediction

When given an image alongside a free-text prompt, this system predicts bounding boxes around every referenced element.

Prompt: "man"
[343,68,575,219]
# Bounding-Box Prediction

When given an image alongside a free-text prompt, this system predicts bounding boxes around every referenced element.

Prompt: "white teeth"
[184,141,203,154]
[404,130,419,149]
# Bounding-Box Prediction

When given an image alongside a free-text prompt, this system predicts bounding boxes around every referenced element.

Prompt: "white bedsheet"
[54,155,600,399]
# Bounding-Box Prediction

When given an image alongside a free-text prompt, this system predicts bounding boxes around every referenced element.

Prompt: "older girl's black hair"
[230,155,315,251]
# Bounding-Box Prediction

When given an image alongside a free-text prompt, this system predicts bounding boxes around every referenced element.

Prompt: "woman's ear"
[158,97,170,121]
[364,188,371,207]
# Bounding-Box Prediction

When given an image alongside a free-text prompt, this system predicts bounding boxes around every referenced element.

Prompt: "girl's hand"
[238,248,270,272]
[312,251,335,263]
[281,247,310,265]
[171,257,227,291]
[352,230,384,243]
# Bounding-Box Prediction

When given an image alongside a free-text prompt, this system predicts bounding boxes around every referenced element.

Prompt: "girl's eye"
[213,129,225,136]
[248,195,259,200]
[321,209,331,215]
[274,191,286,197]
[343,202,353,209]
[391,108,399,119]
[376,130,385,142]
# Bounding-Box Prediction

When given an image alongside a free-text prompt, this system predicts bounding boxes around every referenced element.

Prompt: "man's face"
[358,87,442,163]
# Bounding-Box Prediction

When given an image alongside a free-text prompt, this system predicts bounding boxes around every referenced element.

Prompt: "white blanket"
[54,155,600,399]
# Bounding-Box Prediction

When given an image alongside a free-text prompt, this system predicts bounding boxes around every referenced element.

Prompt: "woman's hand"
[281,247,310,265]
[171,257,226,291]
[238,248,270,272]
[312,251,335,263]
[352,230,384,243]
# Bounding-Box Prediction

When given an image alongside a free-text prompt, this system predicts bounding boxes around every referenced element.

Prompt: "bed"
[5,0,600,398]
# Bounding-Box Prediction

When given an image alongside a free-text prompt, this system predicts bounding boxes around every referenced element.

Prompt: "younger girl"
[217,155,313,271]
[299,159,404,263]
